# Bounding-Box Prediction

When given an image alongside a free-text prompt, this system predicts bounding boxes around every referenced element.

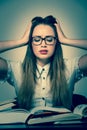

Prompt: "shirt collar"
[37,63,50,73]
[36,63,50,78]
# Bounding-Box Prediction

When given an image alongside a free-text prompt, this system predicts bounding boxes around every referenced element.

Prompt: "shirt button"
[42,68,45,71]
[43,77,45,79]
[42,87,45,90]
[42,97,45,100]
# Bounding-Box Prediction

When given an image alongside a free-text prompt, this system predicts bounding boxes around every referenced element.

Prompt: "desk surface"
[0,122,87,130]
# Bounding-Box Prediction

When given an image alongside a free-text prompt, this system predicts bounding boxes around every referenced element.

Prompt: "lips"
[39,50,48,54]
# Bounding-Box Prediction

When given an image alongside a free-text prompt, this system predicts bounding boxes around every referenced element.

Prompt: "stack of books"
[0,103,87,125]
[0,98,17,111]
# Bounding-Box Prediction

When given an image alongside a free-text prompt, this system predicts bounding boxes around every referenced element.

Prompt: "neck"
[37,58,50,67]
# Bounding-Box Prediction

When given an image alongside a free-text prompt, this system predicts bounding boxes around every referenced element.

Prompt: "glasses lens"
[32,36,41,45]
[46,36,55,45]
[32,36,56,45]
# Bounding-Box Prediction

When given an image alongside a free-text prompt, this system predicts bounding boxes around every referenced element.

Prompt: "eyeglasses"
[32,36,56,46]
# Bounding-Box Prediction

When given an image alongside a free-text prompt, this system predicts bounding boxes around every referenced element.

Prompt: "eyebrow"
[32,35,56,37]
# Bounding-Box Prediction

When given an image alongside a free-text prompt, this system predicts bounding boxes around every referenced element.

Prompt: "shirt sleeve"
[2,60,23,94]
[0,60,13,84]
[65,57,84,93]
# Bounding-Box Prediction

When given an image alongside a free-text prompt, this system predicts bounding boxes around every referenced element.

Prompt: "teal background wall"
[0,0,87,101]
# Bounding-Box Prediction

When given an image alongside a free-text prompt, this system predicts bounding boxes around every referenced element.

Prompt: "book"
[0,104,87,125]
[0,106,71,124]
[0,98,17,111]
[73,104,87,118]
[28,104,87,125]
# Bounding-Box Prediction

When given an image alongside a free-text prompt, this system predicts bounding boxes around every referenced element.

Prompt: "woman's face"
[32,24,56,66]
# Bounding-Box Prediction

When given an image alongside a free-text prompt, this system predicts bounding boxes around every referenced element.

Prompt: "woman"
[0,15,87,110]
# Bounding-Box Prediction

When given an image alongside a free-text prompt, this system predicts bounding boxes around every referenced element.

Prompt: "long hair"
[18,15,71,110]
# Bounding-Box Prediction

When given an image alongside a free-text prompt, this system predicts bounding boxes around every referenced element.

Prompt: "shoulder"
[64,56,85,83]
[64,57,81,81]
[64,57,80,71]
[7,59,23,72]
[6,60,23,88]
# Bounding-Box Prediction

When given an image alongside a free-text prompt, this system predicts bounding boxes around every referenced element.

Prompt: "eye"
[33,36,41,42]
[46,36,54,42]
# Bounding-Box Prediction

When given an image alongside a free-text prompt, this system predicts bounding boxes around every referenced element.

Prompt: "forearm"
[0,38,27,53]
[61,37,87,50]
[0,22,31,53]
[78,54,87,72]
[55,22,87,50]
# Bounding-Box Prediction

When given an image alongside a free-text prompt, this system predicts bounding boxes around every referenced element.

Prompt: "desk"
[0,122,87,130]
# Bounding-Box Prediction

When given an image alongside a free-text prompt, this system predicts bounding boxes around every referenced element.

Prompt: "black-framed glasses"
[32,36,56,46]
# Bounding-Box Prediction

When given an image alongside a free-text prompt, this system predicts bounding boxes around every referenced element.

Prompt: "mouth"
[39,50,48,54]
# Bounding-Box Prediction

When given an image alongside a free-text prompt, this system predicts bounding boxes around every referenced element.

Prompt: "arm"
[78,54,87,76]
[0,57,8,80]
[0,22,31,80]
[0,22,31,53]
[55,22,87,50]
[55,20,87,74]
[55,20,87,103]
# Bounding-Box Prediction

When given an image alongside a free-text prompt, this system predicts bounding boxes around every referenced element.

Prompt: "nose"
[41,40,47,47]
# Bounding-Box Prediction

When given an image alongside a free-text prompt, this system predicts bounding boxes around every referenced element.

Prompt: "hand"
[55,19,66,43]
[21,22,32,44]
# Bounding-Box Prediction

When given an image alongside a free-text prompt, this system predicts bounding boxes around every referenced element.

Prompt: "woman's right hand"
[0,22,32,53]
[21,22,32,44]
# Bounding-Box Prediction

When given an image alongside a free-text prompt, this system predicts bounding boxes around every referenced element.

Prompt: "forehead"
[32,24,55,36]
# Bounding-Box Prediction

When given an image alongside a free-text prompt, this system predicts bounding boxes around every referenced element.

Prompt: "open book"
[0,104,87,125]
[0,98,17,111]
[73,104,87,118]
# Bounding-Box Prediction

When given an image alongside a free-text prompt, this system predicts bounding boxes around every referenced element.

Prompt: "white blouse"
[1,57,84,108]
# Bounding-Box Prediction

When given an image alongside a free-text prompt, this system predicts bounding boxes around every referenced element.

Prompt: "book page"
[0,99,16,106]
[0,103,16,111]
[73,104,87,117]
[28,113,82,125]
[0,99,16,111]
[0,111,29,124]
[29,106,71,115]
